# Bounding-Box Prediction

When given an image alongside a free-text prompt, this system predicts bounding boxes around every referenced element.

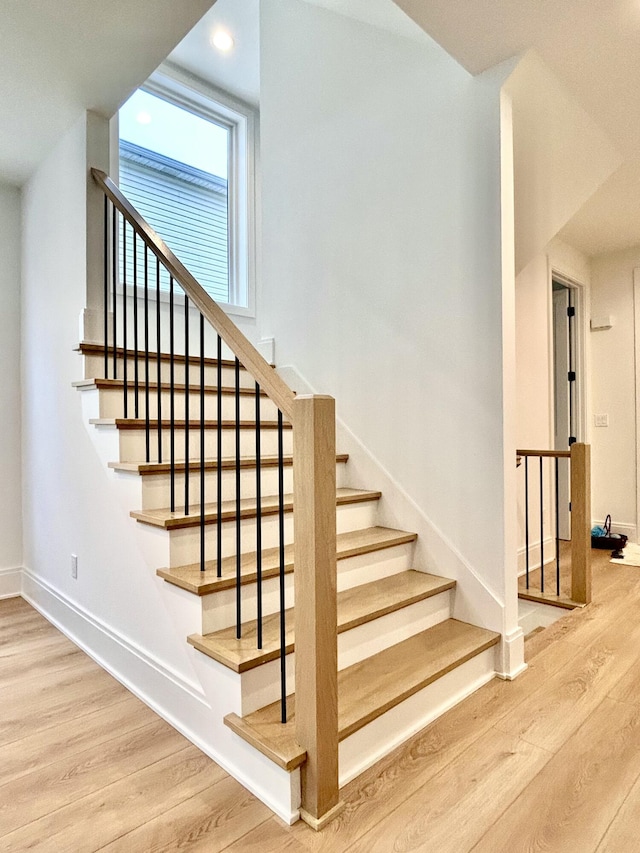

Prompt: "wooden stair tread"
[157,526,417,594]
[132,487,381,530]
[109,453,349,475]
[73,378,271,397]
[224,619,500,770]
[76,342,246,370]
[518,590,585,610]
[188,570,456,672]
[89,418,291,430]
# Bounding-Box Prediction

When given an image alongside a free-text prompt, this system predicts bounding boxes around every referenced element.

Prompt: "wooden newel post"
[571,442,591,605]
[292,395,342,830]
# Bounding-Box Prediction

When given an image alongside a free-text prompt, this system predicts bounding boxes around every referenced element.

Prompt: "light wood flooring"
[2,548,640,852]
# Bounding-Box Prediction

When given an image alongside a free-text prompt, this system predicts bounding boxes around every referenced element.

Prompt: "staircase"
[75,341,500,825]
[78,169,501,829]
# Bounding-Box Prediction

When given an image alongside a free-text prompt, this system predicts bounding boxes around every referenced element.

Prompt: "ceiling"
[0,0,214,185]
[393,0,640,256]
[4,0,640,256]
[168,0,261,107]
[172,0,640,258]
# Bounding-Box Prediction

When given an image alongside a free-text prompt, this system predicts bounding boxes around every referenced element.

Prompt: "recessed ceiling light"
[212,29,234,52]
[136,111,152,125]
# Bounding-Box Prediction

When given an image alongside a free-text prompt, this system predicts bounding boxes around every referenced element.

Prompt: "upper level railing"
[91,168,339,825]
[516,443,591,607]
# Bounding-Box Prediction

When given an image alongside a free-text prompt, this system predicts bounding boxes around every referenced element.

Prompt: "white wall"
[590,247,639,538]
[260,0,516,642]
[21,111,195,671]
[0,183,22,575]
[504,52,621,276]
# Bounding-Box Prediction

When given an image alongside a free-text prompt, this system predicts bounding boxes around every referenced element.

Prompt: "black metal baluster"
[200,314,206,573]
[184,296,190,515]
[122,218,128,418]
[156,258,162,463]
[255,382,263,650]
[525,457,530,590]
[217,336,223,578]
[539,456,544,594]
[278,410,287,723]
[103,196,109,379]
[555,457,560,596]
[169,275,175,513]
[112,206,117,380]
[144,245,150,464]
[235,357,242,639]
[133,235,139,419]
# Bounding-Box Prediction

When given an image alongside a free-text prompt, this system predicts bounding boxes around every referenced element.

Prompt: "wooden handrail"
[91,168,296,421]
[516,449,571,458]
[93,167,340,825]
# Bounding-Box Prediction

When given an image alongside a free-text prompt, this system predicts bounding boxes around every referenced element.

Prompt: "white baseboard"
[517,536,556,576]
[0,566,23,599]
[20,569,299,825]
[495,627,527,680]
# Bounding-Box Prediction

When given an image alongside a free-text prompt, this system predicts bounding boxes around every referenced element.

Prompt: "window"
[118,69,256,315]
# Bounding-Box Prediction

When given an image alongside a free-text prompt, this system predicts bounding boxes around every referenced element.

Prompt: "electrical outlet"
[71,554,78,579]
[595,414,609,428]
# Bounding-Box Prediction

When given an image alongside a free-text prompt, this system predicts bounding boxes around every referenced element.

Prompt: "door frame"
[547,266,588,449]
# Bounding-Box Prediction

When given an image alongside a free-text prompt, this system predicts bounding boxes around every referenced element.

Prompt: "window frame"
[116,62,258,319]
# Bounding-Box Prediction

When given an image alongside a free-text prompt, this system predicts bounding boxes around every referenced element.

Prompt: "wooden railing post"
[571,442,591,604]
[292,395,342,830]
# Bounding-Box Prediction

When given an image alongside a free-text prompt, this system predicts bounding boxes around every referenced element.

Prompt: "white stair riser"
[238,591,453,714]
[202,573,295,635]
[83,354,256,388]
[338,646,497,787]
[137,461,348,510]
[166,499,379,567]
[337,592,452,671]
[141,466,295,511]
[116,425,293,463]
[337,542,414,591]
[96,387,281,421]
[200,542,415,634]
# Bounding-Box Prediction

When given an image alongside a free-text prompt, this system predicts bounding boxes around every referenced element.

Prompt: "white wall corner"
[85,110,111,317]
[0,567,23,599]
[495,626,527,680]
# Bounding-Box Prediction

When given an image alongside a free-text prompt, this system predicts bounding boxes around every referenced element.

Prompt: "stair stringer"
[276,364,524,679]
[76,384,303,824]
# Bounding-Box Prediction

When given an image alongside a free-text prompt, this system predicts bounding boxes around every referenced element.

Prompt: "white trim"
[116,62,258,319]
[0,567,22,599]
[22,568,207,703]
[495,626,527,680]
[517,535,556,576]
[20,569,299,825]
[548,265,589,445]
